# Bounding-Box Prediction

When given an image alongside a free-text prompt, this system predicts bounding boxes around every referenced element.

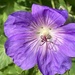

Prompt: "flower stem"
[51,0,55,8]
[67,70,70,75]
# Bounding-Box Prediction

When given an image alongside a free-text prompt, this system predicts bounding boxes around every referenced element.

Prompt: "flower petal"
[5,33,40,70]
[37,43,71,75]
[32,4,67,28]
[32,4,68,27]
[54,9,68,20]
[32,4,68,20]
[56,23,75,57]
[4,11,36,38]
[61,23,75,34]
[32,4,49,15]
[43,9,66,28]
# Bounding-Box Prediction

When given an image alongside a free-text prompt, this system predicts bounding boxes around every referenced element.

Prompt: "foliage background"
[0,0,75,75]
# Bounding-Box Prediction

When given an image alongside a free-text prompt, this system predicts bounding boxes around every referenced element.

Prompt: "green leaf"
[65,14,75,24]
[69,58,75,75]
[58,0,67,10]
[14,2,30,11]
[0,44,12,70]
[3,64,22,75]
[35,70,42,75]
[3,12,7,23]
[67,0,75,7]
[19,66,42,75]
[0,34,12,70]
[34,66,42,75]
[0,15,4,35]
[0,71,4,75]
[0,11,12,70]
[28,66,42,75]
[67,5,72,13]
[17,0,26,3]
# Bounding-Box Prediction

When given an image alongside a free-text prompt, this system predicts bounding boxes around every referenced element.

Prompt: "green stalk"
[67,70,70,75]
[51,0,55,8]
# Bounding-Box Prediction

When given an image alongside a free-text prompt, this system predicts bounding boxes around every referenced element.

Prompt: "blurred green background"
[0,0,75,75]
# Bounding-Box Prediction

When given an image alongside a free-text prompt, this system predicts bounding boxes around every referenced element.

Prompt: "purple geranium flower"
[4,4,75,75]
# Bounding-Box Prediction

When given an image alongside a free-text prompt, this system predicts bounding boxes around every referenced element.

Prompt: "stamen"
[41,35,47,42]
[41,34,52,42]
[36,26,52,44]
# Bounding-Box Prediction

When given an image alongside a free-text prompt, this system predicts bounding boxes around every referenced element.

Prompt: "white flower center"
[39,27,49,35]
[37,26,52,42]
